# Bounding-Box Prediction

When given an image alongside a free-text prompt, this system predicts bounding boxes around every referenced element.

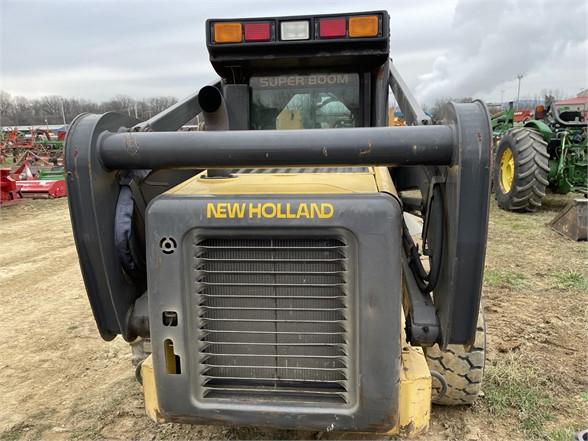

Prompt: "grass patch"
[551,270,588,292]
[510,222,529,231]
[483,353,553,437]
[548,426,585,441]
[484,269,529,290]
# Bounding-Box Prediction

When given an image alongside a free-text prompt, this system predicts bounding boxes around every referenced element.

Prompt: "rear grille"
[194,237,352,405]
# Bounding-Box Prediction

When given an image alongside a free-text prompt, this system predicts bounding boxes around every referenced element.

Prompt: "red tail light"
[319,18,346,38]
[244,23,271,42]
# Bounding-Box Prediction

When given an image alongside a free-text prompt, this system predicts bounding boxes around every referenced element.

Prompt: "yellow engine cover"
[144,166,430,435]
[166,166,396,196]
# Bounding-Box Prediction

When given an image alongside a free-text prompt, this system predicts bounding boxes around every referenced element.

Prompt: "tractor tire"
[424,311,486,405]
[494,127,549,212]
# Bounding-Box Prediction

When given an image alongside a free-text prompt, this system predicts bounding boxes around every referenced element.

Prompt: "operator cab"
[206,12,390,130]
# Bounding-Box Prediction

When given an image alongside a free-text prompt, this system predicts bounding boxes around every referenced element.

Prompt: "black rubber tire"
[494,127,549,212]
[424,311,486,405]
[135,359,144,385]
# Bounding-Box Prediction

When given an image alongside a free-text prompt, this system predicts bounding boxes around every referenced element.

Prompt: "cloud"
[1,0,458,100]
[1,0,585,103]
[2,63,214,100]
[415,0,588,104]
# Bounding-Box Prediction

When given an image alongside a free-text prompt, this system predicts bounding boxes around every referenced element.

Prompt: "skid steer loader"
[66,11,491,436]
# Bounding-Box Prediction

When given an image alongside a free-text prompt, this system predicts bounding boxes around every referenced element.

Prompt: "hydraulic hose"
[402,184,445,294]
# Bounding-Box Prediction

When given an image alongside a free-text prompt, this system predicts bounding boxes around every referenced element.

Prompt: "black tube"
[198,85,228,131]
[99,125,455,170]
[197,85,230,178]
[401,184,445,294]
[198,86,222,112]
[424,185,444,293]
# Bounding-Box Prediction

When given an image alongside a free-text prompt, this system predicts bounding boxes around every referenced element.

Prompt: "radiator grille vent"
[194,237,351,404]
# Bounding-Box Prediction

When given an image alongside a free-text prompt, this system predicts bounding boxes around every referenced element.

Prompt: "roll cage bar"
[65,59,491,349]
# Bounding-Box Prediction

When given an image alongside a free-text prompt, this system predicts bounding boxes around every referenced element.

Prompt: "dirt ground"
[0,195,586,441]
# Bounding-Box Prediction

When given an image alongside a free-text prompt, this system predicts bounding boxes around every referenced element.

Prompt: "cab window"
[250,73,360,130]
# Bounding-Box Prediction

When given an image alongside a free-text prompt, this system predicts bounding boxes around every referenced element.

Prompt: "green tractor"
[491,102,516,141]
[493,97,587,212]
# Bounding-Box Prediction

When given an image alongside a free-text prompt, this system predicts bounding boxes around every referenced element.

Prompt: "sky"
[0,0,586,106]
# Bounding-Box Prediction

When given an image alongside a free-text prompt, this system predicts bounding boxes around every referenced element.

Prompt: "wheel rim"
[499,146,514,193]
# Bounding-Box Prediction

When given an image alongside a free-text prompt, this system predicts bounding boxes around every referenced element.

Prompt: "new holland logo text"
[206,202,334,219]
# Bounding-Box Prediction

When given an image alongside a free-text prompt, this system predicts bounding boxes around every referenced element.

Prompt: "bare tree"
[0,91,181,126]
[0,91,13,124]
[148,96,178,114]
[39,95,62,116]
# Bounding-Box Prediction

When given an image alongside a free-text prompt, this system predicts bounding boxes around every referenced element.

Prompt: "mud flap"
[65,112,143,341]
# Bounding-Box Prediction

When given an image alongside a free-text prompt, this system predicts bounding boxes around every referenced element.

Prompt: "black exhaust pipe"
[198,85,228,131]
[197,85,230,177]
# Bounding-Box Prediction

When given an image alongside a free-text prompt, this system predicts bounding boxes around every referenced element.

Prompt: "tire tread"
[424,312,486,405]
[494,127,549,212]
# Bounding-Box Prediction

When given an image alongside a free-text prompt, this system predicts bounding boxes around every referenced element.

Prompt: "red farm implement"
[0,168,23,206]
[16,163,67,199]
[0,128,64,166]
[17,179,67,199]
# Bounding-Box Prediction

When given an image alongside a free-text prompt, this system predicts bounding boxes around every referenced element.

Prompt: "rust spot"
[359,142,373,156]
[125,133,139,156]
[153,409,166,424]
[400,421,415,436]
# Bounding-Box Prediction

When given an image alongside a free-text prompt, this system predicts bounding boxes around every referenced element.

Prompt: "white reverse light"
[280,20,310,41]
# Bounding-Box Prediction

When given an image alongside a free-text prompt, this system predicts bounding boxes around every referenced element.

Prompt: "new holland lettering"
[206,202,334,219]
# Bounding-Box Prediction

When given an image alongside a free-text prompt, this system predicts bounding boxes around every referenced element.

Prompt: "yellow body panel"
[141,356,165,424]
[167,166,397,196]
[141,348,430,436]
[374,166,397,195]
[390,346,432,437]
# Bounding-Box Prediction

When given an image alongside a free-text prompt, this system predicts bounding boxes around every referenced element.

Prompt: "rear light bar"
[211,14,381,44]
